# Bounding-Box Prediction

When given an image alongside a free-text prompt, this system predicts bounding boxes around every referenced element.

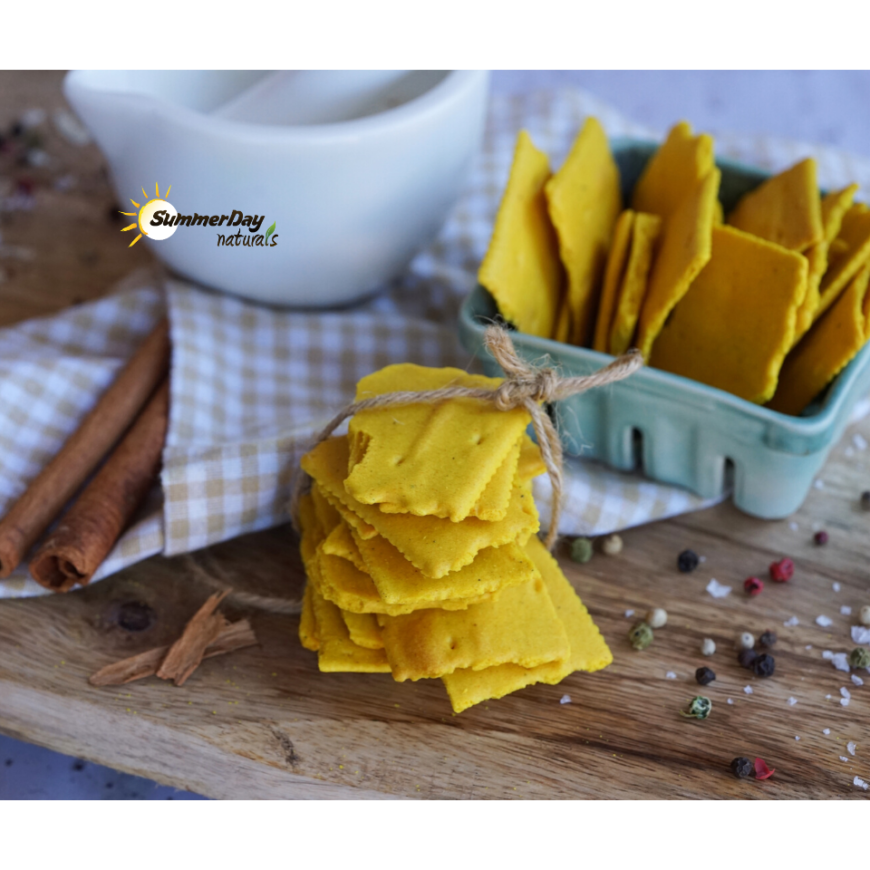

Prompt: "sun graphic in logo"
[119,183,178,247]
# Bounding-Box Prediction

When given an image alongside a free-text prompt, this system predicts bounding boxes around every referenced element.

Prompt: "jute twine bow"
[290,324,643,550]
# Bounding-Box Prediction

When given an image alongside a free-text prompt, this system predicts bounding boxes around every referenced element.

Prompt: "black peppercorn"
[737,648,758,669]
[731,756,753,778]
[758,630,777,648]
[861,491,870,511]
[677,549,699,573]
[814,530,829,545]
[752,653,776,678]
[695,666,716,686]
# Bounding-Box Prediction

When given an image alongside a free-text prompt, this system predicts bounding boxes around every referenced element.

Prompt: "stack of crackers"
[479,118,870,416]
[296,363,612,713]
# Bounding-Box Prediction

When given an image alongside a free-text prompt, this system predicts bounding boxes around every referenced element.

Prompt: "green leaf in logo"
[264,221,276,245]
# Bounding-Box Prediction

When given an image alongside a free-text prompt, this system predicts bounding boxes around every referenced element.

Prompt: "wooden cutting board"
[0,72,869,800]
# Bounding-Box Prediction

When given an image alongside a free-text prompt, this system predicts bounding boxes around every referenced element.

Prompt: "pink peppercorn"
[744,576,764,596]
[769,558,794,582]
[814,530,829,545]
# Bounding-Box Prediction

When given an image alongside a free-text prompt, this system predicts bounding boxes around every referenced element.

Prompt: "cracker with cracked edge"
[631,121,714,220]
[545,117,622,347]
[309,582,392,673]
[635,168,720,360]
[815,202,870,323]
[299,583,320,651]
[315,547,491,615]
[352,526,537,606]
[609,212,662,356]
[592,209,634,352]
[302,436,539,579]
[794,185,858,345]
[340,609,384,650]
[478,130,563,338]
[728,157,823,253]
[346,365,530,522]
[442,536,613,713]
[651,225,807,404]
[769,262,870,415]
[378,564,570,682]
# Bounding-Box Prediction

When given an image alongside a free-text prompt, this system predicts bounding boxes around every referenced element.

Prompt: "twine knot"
[290,324,643,550]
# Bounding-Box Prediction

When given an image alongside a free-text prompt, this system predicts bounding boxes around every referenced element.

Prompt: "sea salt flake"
[706,578,731,598]
[624,609,635,618]
[744,686,753,695]
[841,606,853,616]
[814,479,825,489]
[841,698,851,707]
[845,446,855,457]
[826,694,832,699]
[854,776,869,791]
[806,645,813,650]
[698,555,707,563]
[852,674,864,686]
[851,626,870,644]
[795,735,800,741]
[831,653,851,672]
[789,521,799,531]
[822,650,834,659]
[823,728,831,735]
[788,697,798,706]
[665,671,677,680]
[783,616,799,627]
[559,694,572,704]
[726,698,733,705]
[854,433,868,451]
[841,756,850,762]
[847,742,856,756]
[832,582,842,592]
[841,687,852,700]
[816,615,834,628]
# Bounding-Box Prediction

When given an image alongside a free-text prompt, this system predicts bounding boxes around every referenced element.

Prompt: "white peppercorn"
[701,638,716,656]
[646,607,668,629]
[601,533,623,556]
[737,631,755,650]
[861,605,870,626]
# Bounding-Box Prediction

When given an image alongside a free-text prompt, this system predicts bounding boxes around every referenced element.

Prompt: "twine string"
[289,324,643,550]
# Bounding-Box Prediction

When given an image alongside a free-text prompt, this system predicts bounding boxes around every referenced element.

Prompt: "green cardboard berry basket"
[458,138,870,519]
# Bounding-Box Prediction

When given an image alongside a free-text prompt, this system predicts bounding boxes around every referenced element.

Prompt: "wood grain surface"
[0,72,869,800]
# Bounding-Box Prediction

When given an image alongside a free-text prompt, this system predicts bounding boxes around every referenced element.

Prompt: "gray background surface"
[1,69,869,799]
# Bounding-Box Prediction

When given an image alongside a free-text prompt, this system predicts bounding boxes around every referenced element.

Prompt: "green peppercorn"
[849,647,870,669]
[681,696,712,719]
[570,537,593,564]
[628,621,654,650]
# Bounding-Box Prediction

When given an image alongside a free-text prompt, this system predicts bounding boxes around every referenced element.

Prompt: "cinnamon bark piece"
[0,319,170,577]
[156,591,230,686]
[29,379,170,592]
[88,619,257,687]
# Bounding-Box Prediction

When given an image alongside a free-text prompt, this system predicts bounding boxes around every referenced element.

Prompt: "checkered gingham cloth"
[3,88,870,598]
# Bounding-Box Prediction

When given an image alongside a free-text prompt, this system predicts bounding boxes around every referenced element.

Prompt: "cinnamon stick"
[29,379,170,592]
[0,318,169,577]
[88,619,257,686]
[156,591,230,686]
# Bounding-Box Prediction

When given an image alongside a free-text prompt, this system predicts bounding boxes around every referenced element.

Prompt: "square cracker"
[379,561,570,682]
[651,225,808,404]
[302,436,539,579]
[478,130,563,338]
[309,581,392,673]
[346,364,530,522]
[592,209,635,352]
[631,121,715,220]
[442,536,612,713]
[768,262,870,416]
[814,202,870,323]
[635,168,720,360]
[353,527,537,606]
[315,545,489,616]
[728,157,823,252]
[340,610,384,650]
[609,212,662,356]
[544,117,622,347]
[793,185,859,345]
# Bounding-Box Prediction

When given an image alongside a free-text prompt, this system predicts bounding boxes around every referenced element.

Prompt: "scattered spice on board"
[681,696,712,719]
[769,558,794,582]
[730,756,753,778]
[753,758,775,780]
[677,549,699,573]
[744,576,764,596]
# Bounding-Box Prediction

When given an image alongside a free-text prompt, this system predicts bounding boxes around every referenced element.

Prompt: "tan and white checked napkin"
[3,88,870,598]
